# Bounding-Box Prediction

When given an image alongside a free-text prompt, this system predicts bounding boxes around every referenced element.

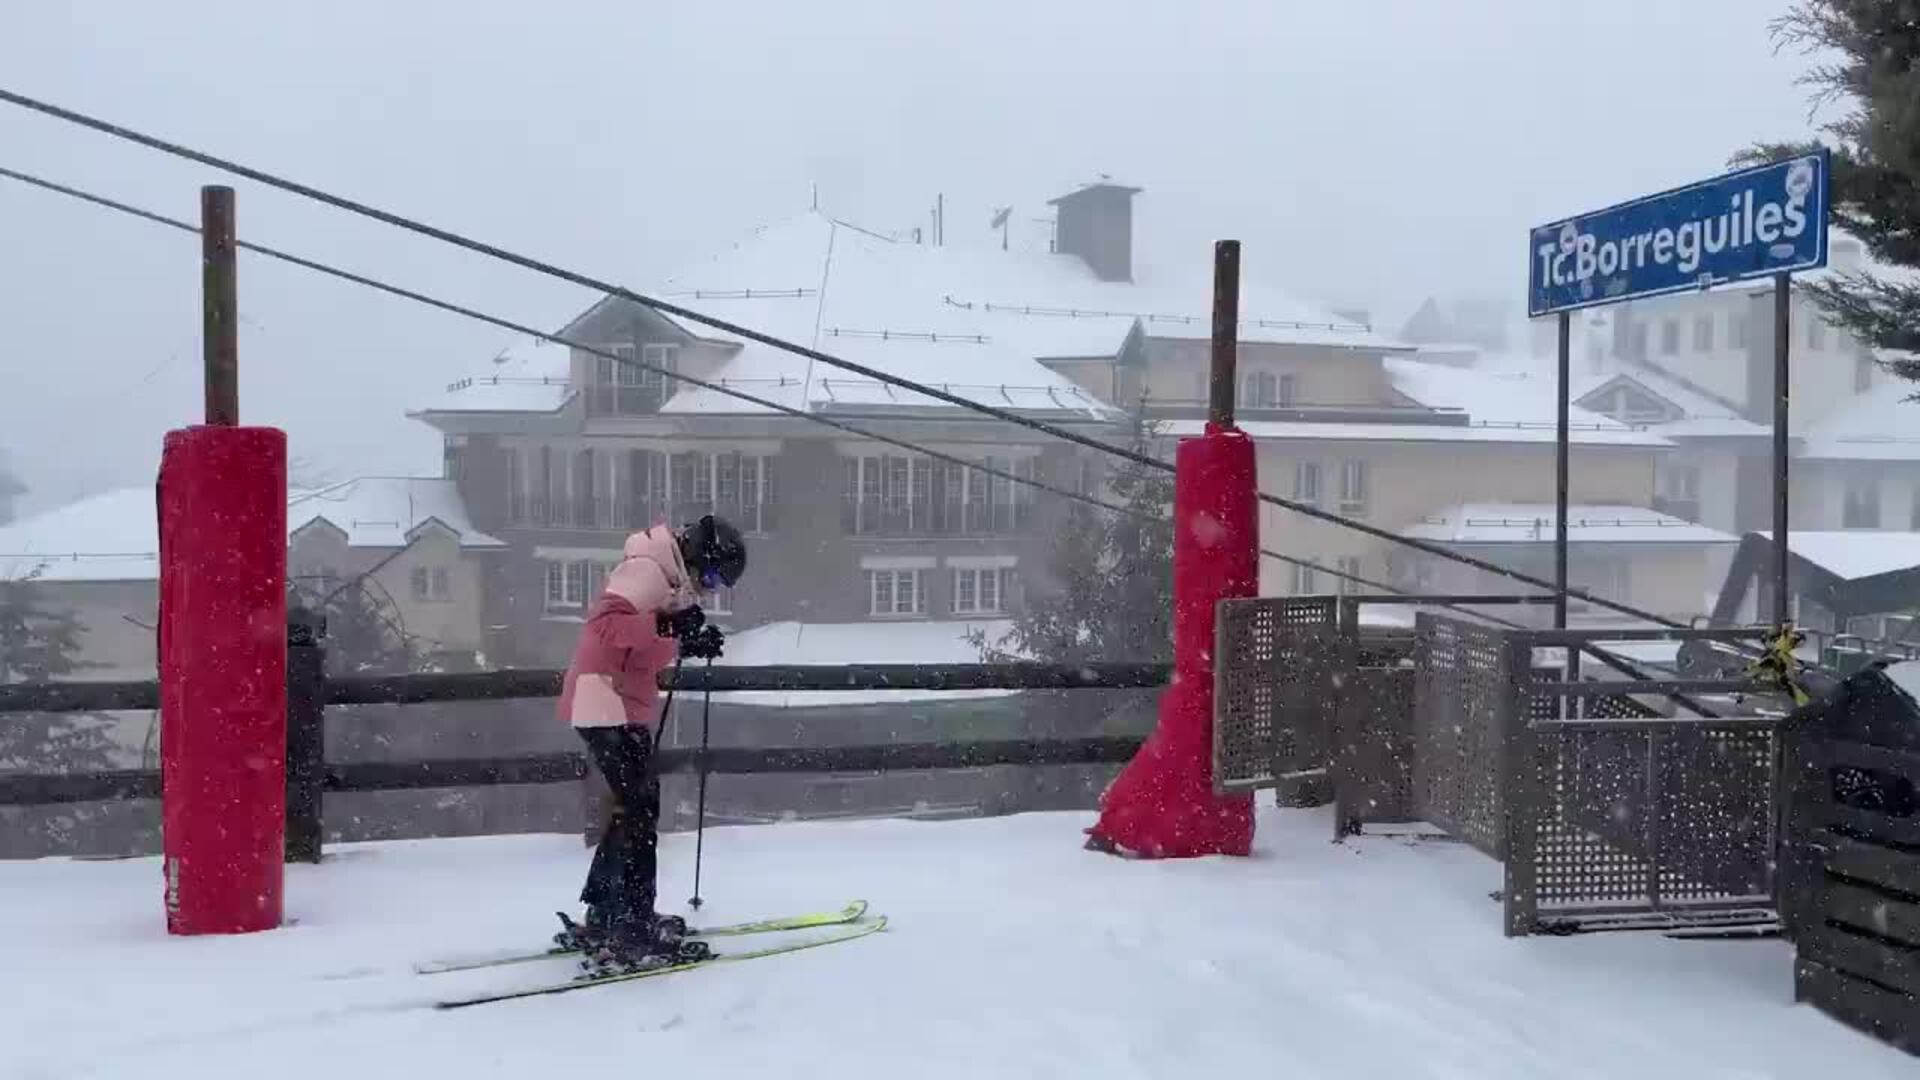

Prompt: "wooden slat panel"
[1824,881,1920,948]
[1816,833,1920,898]
[1800,924,1920,999]
[1795,957,1920,1057]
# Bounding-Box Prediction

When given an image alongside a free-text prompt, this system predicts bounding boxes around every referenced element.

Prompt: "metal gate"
[1212,596,1339,794]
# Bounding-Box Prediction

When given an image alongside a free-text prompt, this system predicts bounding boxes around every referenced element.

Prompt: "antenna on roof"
[990,206,1011,251]
[811,182,819,211]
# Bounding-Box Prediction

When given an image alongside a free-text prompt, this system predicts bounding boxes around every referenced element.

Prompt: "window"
[1729,312,1748,350]
[705,585,735,617]
[868,569,926,617]
[588,343,676,415]
[1808,318,1827,351]
[1660,319,1680,356]
[544,560,589,611]
[1291,560,1319,596]
[1630,323,1649,359]
[410,566,452,603]
[505,446,526,524]
[573,449,600,528]
[1237,371,1296,409]
[845,454,1033,536]
[1294,461,1322,507]
[1843,476,1881,529]
[625,449,774,534]
[1655,463,1701,520]
[1339,460,1369,517]
[1856,351,1875,394]
[953,567,1013,615]
[1335,556,1363,595]
[1692,314,1714,351]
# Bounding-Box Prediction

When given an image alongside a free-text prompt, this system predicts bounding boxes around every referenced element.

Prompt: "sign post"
[1528,151,1828,636]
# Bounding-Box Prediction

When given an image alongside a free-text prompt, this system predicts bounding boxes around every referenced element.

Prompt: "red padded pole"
[159,424,288,934]
[1086,425,1259,858]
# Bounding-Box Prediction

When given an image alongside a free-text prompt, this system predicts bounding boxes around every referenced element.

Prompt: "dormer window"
[588,342,678,415]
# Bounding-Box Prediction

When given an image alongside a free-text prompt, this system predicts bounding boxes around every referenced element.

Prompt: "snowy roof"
[1886,658,1920,705]
[0,477,498,584]
[1764,530,1920,580]
[415,337,574,414]
[1381,361,1669,446]
[1166,353,1669,446]
[0,487,160,583]
[1404,504,1736,545]
[1798,382,1920,460]
[428,210,1407,419]
[288,478,505,550]
[711,618,1020,707]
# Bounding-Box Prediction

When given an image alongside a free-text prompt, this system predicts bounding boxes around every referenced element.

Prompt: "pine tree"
[0,450,24,526]
[1742,2,1920,379]
[0,572,118,854]
[0,572,115,772]
[973,405,1174,665]
[289,576,424,676]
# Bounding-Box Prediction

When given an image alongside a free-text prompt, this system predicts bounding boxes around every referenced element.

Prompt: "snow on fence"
[1216,597,1788,937]
[0,612,1168,861]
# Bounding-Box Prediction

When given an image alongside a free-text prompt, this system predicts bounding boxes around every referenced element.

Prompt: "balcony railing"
[509,496,769,535]
[843,496,1030,538]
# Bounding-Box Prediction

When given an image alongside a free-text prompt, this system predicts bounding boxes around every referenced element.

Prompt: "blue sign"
[1528,150,1829,317]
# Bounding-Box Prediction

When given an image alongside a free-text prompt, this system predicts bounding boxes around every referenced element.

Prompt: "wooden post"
[202,185,238,426]
[1209,240,1241,429]
[284,606,326,863]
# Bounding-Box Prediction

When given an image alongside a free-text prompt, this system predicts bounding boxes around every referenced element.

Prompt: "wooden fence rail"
[1,625,1168,861]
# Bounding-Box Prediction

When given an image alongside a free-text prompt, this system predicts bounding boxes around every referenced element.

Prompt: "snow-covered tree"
[1742,2,1920,381]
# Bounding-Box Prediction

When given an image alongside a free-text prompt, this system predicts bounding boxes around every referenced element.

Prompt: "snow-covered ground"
[3,806,1911,1079]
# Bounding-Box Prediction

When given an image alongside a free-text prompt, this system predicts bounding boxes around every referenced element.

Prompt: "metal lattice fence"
[1505,716,1781,934]
[1212,597,1339,794]
[1410,613,1512,860]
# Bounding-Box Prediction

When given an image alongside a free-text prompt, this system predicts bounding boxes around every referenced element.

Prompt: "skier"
[556,514,747,967]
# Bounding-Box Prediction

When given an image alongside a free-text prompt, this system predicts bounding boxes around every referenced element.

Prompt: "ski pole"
[687,656,715,911]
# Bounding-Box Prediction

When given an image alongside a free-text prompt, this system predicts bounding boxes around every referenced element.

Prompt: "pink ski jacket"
[556,527,700,732]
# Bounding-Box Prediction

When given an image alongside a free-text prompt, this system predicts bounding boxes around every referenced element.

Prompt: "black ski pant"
[578,725,660,926]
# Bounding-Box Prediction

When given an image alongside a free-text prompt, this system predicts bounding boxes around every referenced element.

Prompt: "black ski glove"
[657,605,707,642]
[680,624,725,661]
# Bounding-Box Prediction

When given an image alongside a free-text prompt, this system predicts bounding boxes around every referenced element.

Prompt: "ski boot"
[578,914,709,977]
[553,906,613,952]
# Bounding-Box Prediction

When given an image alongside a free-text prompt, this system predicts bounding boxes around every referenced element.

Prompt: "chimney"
[1048,181,1142,283]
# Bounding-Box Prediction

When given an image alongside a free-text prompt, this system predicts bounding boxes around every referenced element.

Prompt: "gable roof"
[288,477,505,550]
[1572,369,1769,438]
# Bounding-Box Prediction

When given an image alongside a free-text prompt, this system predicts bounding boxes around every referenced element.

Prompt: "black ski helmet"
[679,514,747,591]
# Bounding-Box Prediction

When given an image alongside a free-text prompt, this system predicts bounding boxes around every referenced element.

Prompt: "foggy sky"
[0,0,1822,515]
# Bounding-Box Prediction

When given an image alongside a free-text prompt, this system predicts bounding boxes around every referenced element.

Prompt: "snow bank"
[2,806,1908,1078]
